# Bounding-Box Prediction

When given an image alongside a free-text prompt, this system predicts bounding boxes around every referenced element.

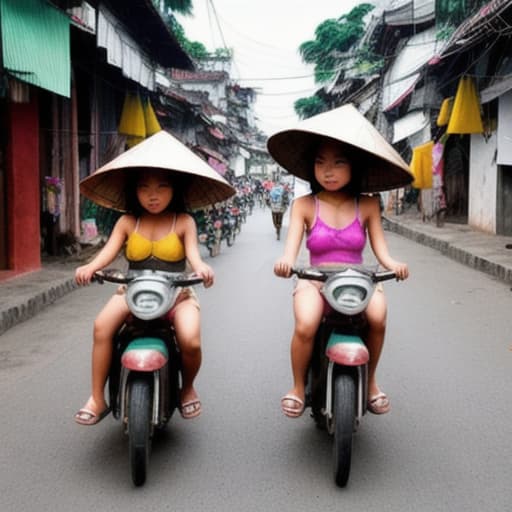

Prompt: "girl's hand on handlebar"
[274,259,293,278]
[388,261,409,280]
[194,263,214,288]
[75,263,97,286]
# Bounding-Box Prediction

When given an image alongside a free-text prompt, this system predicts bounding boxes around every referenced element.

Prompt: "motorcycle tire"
[333,374,356,487]
[128,378,152,486]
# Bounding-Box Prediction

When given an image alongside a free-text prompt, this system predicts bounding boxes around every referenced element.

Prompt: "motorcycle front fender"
[121,337,169,372]
[326,332,369,366]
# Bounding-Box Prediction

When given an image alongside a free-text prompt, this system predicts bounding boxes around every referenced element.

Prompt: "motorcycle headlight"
[125,276,177,320]
[322,270,374,315]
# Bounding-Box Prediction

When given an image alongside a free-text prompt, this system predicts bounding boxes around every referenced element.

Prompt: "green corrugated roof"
[1,0,70,97]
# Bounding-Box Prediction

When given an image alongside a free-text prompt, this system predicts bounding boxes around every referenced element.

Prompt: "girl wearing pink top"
[272,134,410,418]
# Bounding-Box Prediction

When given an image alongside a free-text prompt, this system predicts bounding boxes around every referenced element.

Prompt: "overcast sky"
[176,0,372,135]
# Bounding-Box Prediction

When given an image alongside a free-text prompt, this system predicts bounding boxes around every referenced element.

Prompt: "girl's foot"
[367,392,391,414]
[180,388,201,419]
[281,390,305,418]
[74,397,110,425]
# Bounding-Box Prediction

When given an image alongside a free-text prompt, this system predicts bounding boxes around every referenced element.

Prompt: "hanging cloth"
[410,141,434,189]
[436,97,453,126]
[143,97,162,136]
[118,91,146,147]
[447,77,484,134]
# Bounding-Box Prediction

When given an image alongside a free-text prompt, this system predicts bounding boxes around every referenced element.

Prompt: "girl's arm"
[274,197,308,277]
[364,196,409,280]
[182,213,214,288]
[75,215,132,285]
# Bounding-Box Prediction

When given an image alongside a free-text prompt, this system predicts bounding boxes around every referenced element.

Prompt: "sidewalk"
[1,214,512,336]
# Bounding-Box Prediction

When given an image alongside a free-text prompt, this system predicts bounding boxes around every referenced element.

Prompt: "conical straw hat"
[267,103,413,193]
[80,130,236,211]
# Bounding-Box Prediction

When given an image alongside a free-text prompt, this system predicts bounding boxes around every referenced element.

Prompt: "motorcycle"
[291,266,397,487]
[93,268,203,486]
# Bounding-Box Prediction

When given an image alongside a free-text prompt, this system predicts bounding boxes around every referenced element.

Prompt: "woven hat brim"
[266,104,413,193]
[79,131,236,211]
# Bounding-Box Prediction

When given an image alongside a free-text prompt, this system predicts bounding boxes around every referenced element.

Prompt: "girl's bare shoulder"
[293,193,315,212]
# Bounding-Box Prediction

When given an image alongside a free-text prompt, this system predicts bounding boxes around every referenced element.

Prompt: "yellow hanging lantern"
[143,97,162,136]
[410,141,434,189]
[436,97,453,126]
[447,77,483,134]
[118,91,146,139]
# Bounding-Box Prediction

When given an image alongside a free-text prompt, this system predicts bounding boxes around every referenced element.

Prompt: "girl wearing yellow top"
[74,168,214,424]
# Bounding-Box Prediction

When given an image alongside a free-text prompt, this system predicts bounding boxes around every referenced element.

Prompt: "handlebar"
[93,270,204,287]
[291,267,397,283]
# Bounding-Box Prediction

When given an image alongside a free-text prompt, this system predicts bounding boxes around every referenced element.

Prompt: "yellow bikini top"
[125,215,186,263]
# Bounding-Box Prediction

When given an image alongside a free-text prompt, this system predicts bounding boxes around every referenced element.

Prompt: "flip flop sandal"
[180,399,202,419]
[281,394,305,418]
[367,392,391,414]
[74,406,112,426]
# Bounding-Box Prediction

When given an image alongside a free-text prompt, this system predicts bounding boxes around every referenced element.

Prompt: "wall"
[468,132,497,233]
[6,95,41,272]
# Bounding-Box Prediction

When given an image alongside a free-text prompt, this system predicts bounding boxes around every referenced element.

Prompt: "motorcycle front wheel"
[128,378,152,486]
[333,374,356,487]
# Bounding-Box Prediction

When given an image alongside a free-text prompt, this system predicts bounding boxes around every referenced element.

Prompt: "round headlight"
[322,270,373,315]
[126,276,175,320]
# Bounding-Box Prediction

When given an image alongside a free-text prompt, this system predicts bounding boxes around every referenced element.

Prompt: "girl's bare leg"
[283,282,324,409]
[80,294,129,415]
[364,288,389,410]
[172,299,202,407]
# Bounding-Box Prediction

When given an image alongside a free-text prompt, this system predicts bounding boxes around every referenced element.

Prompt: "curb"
[383,217,512,286]
[0,276,77,336]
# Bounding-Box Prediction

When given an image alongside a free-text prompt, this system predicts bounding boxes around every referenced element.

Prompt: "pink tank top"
[306,197,366,265]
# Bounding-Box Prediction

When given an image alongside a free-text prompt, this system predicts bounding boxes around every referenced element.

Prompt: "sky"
[175,0,366,136]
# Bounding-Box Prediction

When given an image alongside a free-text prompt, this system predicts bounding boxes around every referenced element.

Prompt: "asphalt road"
[1,207,511,511]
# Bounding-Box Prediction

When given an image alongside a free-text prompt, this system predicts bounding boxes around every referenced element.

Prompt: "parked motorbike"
[93,268,203,486]
[291,265,397,487]
[194,209,217,257]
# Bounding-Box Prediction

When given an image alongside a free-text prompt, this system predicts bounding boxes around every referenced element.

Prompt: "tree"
[158,0,193,15]
[295,4,375,119]
[299,4,374,84]
[294,96,328,119]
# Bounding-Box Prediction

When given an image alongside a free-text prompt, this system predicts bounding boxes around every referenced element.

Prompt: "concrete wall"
[468,132,497,233]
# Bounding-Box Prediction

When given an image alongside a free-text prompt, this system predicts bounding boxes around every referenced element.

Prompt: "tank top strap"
[171,213,177,233]
[354,197,360,220]
[134,218,141,232]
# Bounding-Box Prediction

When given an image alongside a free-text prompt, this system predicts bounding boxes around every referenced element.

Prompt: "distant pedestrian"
[268,183,289,240]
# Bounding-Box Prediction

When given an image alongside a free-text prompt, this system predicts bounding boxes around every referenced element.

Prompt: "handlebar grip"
[291,268,327,282]
[174,277,204,287]
[92,272,131,284]
[373,271,397,282]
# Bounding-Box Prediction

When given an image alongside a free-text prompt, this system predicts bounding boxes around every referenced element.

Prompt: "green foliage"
[169,16,209,60]
[294,96,328,119]
[354,44,384,74]
[299,3,375,83]
[157,0,193,16]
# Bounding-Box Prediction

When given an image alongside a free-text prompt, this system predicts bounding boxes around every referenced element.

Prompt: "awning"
[392,110,429,143]
[383,0,435,26]
[481,75,512,104]
[382,27,443,111]
[382,73,421,112]
[480,57,512,104]
[194,145,228,164]
[440,0,511,57]
[208,126,225,140]
[97,6,155,91]
[1,0,70,97]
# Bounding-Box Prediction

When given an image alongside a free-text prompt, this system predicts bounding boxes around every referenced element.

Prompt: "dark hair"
[124,168,189,215]
[307,136,363,196]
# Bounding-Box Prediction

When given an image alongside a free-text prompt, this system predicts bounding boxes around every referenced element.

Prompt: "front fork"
[119,369,167,430]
